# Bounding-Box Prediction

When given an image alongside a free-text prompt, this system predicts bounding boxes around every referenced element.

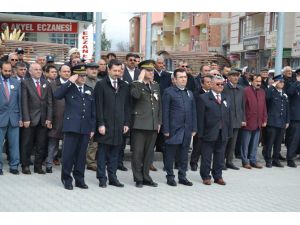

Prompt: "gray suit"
[130,81,162,183]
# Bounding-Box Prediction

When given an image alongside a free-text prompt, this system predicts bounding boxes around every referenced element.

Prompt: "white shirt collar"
[211,90,221,99]
[60,78,67,84]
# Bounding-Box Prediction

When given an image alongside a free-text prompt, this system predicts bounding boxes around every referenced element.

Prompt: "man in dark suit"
[21,63,52,175]
[153,57,172,171]
[45,65,71,173]
[264,75,289,168]
[130,60,162,188]
[162,68,197,186]
[196,75,232,186]
[190,75,213,171]
[117,53,140,171]
[94,59,130,188]
[54,65,95,190]
[0,62,22,175]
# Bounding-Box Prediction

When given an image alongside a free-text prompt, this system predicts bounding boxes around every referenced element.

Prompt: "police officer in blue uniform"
[286,67,300,168]
[54,65,96,190]
[263,74,289,168]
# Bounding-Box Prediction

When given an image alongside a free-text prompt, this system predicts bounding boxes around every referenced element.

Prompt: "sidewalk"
[0,146,300,212]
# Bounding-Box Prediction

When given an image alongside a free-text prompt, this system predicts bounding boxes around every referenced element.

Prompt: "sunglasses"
[215,83,224,86]
[11,59,18,61]
[128,59,136,62]
[78,74,87,77]
[181,65,188,68]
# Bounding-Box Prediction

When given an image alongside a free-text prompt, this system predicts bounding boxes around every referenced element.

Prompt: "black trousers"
[21,124,47,168]
[200,131,227,180]
[225,128,239,164]
[164,143,189,181]
[131,129,157,183]
[264,126,285,163]
[61,132,89,186]
[190,134,202,166]
[287,121,300,161]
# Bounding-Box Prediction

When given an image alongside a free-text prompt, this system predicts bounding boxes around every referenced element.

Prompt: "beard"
[2,74,10,79]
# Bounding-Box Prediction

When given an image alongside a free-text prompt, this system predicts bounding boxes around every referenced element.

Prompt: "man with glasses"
[15,48,29,69]
[178,60,195,92]
[8,53,19,75]
[97,59,108,80]
[197,75,232,185]
[54,65,95,190]
[123,53,140,83]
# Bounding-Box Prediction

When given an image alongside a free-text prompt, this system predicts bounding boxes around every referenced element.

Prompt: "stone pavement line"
[1,158,300,212]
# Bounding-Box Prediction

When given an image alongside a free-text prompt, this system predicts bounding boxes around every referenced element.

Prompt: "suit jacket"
[286,80,300,121]
[94,76,130,145]
[266,86,289,128]
[243,86,267,131]
[162,86,197,146]
[154,69,172,96]
[48,79,65,139]
[21,78,52,127]
[196,91,232,142]
[0,76,22,127]
[122,67,140,84]
[130,81,162,130]
[53,81,95,135]
[238,75,250,88]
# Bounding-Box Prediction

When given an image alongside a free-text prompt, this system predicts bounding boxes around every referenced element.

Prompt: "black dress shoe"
[99,182,107,188]
[266,162,272,168]
[75,183,89,189]
[136,181,143,188]
[64,184,73,190]
[9,169,19,175]
[167,179,177,186]
[190,164,198,171]
[279,154,286,161]
[287,160,297,168]
[117,165,128,171]
[150,164,158,171]
[34,167,46,174]
[179,179,193,186]
[22,167,31,175]
[143,180,158,187]
[46,167,52,173]
[174,163,179,169]
[0,169,3,175]
[109,180,124,187]
[226,163,240,170]
[272,160,284,168]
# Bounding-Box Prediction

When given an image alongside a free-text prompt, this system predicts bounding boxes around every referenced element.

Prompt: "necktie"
[113,80,117,90]
[79,86,83,94]
[3,79,10,100]
[216,94,221,104]
[36,81,41,97]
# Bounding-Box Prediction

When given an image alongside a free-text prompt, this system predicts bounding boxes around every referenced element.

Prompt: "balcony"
[180,18,190,30]
[194,13,208,26]
[244,27,265,38]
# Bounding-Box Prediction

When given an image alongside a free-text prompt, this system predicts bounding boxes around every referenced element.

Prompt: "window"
[270,12,278,32]
[24,33,37,42]
[239,17,246,43]
[181,12,189,20]
[49,33,78,48]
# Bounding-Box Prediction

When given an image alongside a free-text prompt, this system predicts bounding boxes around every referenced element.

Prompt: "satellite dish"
[201,28,207,34]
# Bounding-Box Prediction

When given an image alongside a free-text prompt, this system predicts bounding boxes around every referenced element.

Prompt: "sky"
[102,12,134,51]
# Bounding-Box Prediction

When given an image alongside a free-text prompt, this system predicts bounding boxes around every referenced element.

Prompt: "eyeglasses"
[215,83,224,86]
[11,59,18,61]
[181,65,188,68]
[213,73,221,76]
[128,59,136,62]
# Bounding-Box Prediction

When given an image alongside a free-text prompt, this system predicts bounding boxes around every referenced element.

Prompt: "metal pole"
[145,12,152,59]
[95,12,102,62]
[275,12,285,75]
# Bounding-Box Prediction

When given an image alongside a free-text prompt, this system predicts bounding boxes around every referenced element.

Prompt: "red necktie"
[216,94,221,104]
[36,81,41,97]
[3,79,10,100]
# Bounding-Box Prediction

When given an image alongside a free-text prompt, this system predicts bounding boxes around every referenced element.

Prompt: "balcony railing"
[244,27,264,38]
[163,25,174,32]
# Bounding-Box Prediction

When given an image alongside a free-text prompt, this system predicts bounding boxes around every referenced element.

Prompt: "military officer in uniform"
[130,60,162,188]
[264,74,289,168]
[85,62,99,171]
[54,65,96,190]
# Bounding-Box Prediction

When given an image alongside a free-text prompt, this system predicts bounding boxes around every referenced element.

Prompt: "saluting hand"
[138,69,145,81]
[99,126,106,135]
[69,74,78,83]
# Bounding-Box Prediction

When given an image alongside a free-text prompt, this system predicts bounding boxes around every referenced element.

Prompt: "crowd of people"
[0,46,300,190]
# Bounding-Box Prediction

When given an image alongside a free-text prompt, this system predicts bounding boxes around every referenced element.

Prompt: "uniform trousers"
[131,129,157,183]
[264,126,285,163]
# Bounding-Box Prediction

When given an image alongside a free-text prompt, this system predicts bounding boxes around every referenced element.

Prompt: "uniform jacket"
[48,79,65,139]
[196,91,232,142]
[162,86,197,146]
[0,76,22,127]
[130,81,162,130]
[122,67,140,84]
[21,77,52,127]
[53,81,95,135]
[94,76,130,146]
[266,86,289,128]
[242,86,267,131]
[153,69,172,96]
[223,82,245,129]
[286,80,300,121]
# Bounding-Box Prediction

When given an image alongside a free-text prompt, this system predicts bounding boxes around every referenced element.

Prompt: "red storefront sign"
[0,22,78,33]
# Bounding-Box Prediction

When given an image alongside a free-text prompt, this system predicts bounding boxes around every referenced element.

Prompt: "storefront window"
[24,33,37,42]
[49,33,78,48]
